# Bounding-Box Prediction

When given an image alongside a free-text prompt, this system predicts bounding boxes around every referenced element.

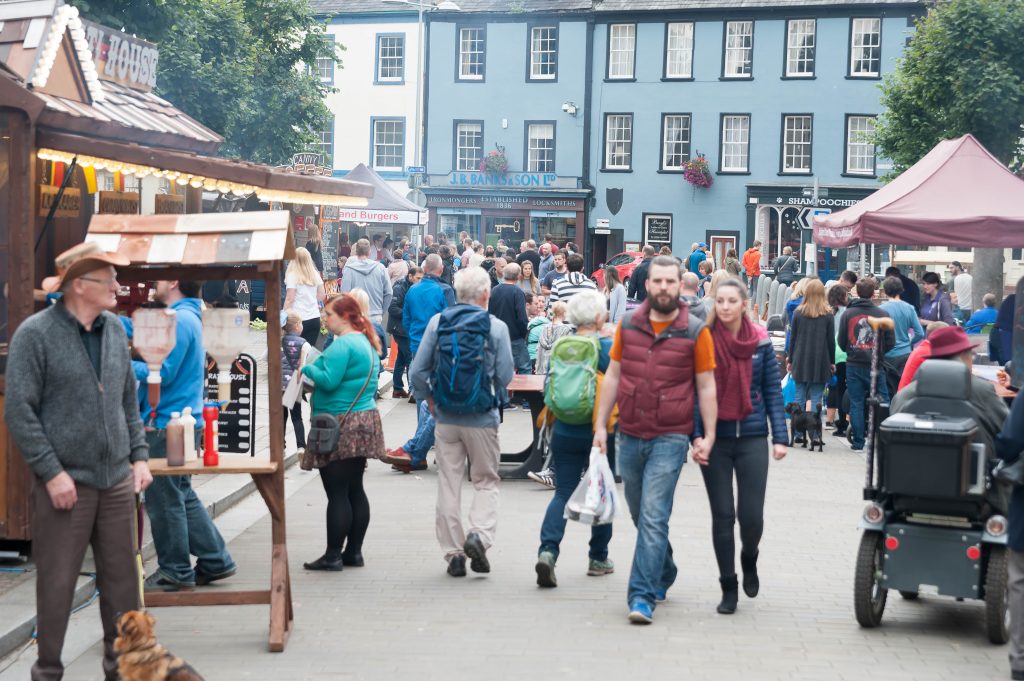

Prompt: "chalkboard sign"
[643,214,673,246]
[321,220,339,278]
[205,353,257,455]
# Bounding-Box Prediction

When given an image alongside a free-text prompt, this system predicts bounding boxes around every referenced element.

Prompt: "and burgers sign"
[82,20,159,93]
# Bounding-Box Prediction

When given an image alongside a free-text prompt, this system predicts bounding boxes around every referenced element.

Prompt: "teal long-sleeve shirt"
[880,299,925,358]
[301,332,380,414]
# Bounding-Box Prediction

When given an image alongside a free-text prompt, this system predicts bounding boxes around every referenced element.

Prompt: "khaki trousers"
[1010,548,1024,674]
[434,423,500,561]
[32,474,139,681]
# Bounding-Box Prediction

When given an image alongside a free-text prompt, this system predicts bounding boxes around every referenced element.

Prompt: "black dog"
[785,402,824,452]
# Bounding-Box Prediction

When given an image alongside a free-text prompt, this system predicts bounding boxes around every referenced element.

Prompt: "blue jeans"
[617,432,688,609]
[511,338,532,375]
[393,335,412,391]
[846,364,890,449]
[795,382,825,425]
[539,429,612,561]
[403,399,436,465]
[145,475,235,585]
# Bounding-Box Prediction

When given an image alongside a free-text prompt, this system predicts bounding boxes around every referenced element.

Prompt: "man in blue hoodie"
[141,280,236,591]
[386,255,455,472]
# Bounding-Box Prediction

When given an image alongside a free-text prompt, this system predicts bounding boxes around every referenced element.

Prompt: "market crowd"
[6,233,1024,681]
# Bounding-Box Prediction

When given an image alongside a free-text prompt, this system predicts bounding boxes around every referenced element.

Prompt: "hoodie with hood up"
[340,257,393,317]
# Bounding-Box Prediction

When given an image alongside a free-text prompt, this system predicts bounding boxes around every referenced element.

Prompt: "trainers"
[144,573,194,592]
[527,468,555,489]
[628,600,654,624]
[463,532,490,573]
[535,551,557,588]
[447,555,466,577]
[587,558,615,576]
[392,461,428,473]
[383,447,412,466]
[848,442,864,452]
[504,403,519,412]
[654,588,668,603]
[194,566,236,586]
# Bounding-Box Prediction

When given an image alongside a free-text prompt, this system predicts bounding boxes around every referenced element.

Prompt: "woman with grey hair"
[535,290,616,589]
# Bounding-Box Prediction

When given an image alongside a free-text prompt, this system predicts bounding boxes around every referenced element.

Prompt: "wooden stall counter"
[148,455,278,476]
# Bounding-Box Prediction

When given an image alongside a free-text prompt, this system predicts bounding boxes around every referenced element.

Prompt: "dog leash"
[133,493,146,609]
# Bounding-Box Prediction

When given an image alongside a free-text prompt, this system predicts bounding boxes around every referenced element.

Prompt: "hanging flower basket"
[480,144,508,175]
[682,154,713,188]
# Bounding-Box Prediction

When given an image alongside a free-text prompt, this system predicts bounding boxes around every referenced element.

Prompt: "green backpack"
[544,335,600,425]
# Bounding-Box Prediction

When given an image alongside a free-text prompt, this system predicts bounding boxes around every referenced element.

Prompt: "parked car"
[591,251,643,289]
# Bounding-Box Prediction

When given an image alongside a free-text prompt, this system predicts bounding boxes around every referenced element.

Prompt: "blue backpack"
[433,305,496,414]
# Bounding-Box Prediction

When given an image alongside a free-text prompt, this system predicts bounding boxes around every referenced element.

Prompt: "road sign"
[407,166,426,174]
[798,207,832,229]
[802,186,829,198]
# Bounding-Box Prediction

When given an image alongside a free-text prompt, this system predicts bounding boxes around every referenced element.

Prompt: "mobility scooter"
[853,350,1010,643]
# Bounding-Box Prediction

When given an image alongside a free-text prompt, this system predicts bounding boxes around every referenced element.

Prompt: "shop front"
[746,183,880,280]
[423,173,589,251]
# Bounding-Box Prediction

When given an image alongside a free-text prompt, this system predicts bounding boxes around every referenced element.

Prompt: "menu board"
[643,214,673,246]
[204,353,257,455]
[321,219,339,278]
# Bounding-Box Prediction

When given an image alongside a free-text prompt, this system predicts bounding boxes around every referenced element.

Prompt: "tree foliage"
[69,0,340,165]
[876,0,1024,175]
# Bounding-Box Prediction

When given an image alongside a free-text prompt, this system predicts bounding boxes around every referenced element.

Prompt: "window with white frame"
[372,119,405,171]
[850,18,881,77]
[782,115,812,173]
[607,24,635,79]
[720,115,750,172]
[530,26,557,80]
[604,114,633,170]
[376,34,405,82]
[785,19,815,77]
[661,114,691,170]
[527,123,555,172]
[459,27,485,80]
[664,22,694,79]
[723,21,753,78]
[317,34,335,84]
[312,121,334,165]
[846,115,877,175]
[456,122,483,171]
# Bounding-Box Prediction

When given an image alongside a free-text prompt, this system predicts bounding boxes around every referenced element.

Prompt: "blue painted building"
[422,1,593,250]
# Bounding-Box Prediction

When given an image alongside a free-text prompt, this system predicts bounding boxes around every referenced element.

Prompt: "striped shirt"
[549,271,597,305]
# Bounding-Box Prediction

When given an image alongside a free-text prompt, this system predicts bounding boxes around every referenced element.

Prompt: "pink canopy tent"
[813,134,1024,248]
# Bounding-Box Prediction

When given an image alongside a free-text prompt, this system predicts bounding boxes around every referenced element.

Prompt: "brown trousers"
[31,474,139,681]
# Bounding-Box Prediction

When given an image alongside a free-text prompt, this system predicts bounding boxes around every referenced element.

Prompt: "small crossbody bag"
[305,345,376,463]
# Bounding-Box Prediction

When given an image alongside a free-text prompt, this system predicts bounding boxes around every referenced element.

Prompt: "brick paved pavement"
[0,403,1009,681]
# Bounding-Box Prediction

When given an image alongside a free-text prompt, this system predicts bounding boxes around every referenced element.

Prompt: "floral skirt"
[302,409,386,470]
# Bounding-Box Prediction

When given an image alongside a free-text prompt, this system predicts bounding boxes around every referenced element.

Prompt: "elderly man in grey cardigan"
[5,242,151,681]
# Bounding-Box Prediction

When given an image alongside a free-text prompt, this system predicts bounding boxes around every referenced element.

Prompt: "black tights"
[319,458,370,556]
[699,437,769,578]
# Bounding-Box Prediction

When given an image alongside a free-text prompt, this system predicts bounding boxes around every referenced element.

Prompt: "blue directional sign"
[407,166,426,174]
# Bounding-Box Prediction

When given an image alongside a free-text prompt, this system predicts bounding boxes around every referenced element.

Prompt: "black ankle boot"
[304,551,344,571]
[341,551,364,567]
[717,575,738,614]
[740,551,759,598]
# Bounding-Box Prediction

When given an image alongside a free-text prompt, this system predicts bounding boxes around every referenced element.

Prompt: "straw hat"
[41,241,129,293]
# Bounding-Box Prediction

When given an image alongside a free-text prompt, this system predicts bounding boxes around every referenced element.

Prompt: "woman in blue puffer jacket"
[693,277,788,616]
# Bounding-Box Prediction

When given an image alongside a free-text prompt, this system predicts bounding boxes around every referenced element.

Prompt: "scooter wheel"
[854,530,888,628]
[984,545,1009,645]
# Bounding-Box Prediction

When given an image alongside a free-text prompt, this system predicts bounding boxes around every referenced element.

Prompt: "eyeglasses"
[79,275,119,287]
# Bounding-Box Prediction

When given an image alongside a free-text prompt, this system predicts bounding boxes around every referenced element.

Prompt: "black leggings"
[319,458,370,555]
[301,317,321,347]
[699,436,769,578]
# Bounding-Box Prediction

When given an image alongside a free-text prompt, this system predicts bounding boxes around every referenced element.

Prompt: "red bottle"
[202,403,220,466]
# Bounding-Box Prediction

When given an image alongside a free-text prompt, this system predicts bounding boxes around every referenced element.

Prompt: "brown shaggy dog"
[114,611,206,681]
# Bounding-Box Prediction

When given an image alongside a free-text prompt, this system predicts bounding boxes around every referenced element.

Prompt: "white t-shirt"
[286,272,323,321]
[953,273,973,310]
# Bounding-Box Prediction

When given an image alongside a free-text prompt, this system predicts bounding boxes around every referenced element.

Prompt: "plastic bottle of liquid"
[166,412,185,467]
[203,403,220,466]
[181,407,197,462]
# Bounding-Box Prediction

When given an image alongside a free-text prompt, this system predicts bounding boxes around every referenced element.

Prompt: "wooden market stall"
[0,0,374,552]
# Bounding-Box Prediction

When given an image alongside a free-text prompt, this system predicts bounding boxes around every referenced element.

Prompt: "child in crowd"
[281,311,309,454]
[527,293,549,369]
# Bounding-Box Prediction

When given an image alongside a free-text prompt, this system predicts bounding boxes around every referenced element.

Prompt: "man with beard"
[593,256,718,624]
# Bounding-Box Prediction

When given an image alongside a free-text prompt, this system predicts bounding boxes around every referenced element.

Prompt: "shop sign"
[337,208,423,224]
[83,20,158,92]
[98,191,140,214]
[643,214,673,246]
[429,173,579,190]
[38,185,81,218]
[785,197,858,208]
[595,218,610,229]
[428,194,583,211]
[154,194,185,214]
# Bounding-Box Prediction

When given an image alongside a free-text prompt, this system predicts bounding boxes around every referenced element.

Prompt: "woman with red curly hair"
[300,294,386,571]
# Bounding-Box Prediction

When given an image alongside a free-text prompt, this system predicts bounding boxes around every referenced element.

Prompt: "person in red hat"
[890,325,1007,452]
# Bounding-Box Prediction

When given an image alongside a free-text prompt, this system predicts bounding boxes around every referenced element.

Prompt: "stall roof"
[813,134,1024,248]
[85,211,298,268]
[341,163,425,214]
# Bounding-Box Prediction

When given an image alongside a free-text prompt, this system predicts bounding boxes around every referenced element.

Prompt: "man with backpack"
[410,266,514,578]
[592,255,719,624]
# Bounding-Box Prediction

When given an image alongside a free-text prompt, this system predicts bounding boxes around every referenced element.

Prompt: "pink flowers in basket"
[479,145,508,174]
[682,154,713,188]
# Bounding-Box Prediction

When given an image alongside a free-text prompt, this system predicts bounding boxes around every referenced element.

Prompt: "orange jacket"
[742,247,762,277]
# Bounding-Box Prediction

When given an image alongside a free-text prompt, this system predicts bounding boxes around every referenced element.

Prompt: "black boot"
[304,550,344,571]
[740,551,759,598]
[717,575,738,614]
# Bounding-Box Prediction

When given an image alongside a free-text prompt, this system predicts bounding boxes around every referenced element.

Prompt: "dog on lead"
[115,611,206,681]
[785,402,824,452]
